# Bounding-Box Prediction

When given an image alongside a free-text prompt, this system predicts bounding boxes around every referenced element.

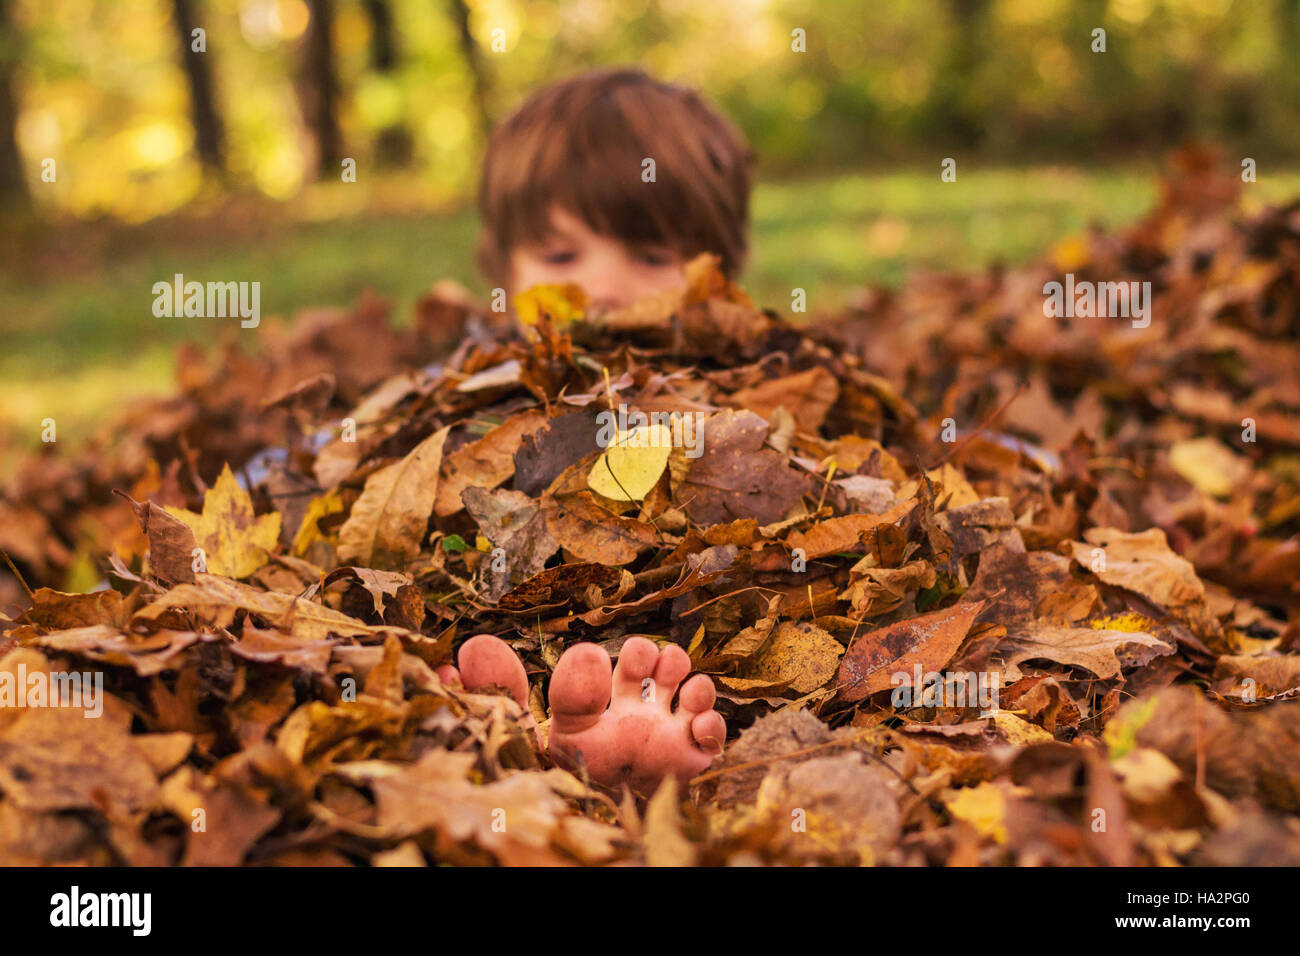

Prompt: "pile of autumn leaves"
[2,163,1300,866]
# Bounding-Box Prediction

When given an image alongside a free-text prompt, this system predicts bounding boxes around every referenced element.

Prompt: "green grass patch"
[3,165,1299,469]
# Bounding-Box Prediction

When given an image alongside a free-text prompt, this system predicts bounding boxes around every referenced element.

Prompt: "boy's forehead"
[546,207,587,235]
[532,206,606,243]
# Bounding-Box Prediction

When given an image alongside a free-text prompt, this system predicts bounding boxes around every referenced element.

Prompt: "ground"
[9,164,1300,471]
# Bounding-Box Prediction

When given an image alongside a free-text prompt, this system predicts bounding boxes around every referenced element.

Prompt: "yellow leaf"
[748,621,844,694]
[897,463,980,509]
[587,425,672,501]
[943,782,1012,844]
[686,623,706,658]
[293,490,344,556]
[1112,747,1185,804]
[990,711,1053,746]
[1051,234,1091,271]
[514,283,587,329]
[166,464,281,578]
[1088,611,1156,633]
[643,776,696,867]
[1169,437,1248,498]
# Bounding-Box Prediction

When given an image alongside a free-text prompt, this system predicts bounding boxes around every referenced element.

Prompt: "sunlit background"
[2,0,1299,462]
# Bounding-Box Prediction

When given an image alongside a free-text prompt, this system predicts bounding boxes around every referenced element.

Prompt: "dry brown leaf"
[338,425,452,568]
[747,621,844,694]
[434,409,547,516]
[836,600,985,702]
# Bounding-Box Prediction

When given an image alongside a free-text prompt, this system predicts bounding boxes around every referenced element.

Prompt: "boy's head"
[476,68,754,311]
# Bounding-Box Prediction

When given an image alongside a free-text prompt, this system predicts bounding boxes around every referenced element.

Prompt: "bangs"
[485,96,682,253]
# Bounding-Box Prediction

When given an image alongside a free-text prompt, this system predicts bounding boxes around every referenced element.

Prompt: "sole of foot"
[438,634,725,794]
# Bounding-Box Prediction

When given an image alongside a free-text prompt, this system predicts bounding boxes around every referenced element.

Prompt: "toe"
[677,673,716,715]
[650,644,692,708]
[690,710,726,758]
[549,642,613,735]
[457,634,529,707]
[611,636,661,701]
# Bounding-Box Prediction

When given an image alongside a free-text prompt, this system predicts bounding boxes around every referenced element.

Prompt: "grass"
[4,164,1300,471]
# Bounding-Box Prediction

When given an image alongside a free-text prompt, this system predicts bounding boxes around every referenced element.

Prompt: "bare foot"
[437,634,725,793]
[436,633,531,713]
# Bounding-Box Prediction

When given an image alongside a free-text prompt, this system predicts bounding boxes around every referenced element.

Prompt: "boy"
[439,69,753,792]
[476,66,754,312]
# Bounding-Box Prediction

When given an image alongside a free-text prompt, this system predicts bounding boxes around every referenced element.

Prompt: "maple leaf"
[165,464,280,579]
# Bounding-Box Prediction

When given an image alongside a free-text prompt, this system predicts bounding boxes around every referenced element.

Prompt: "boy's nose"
[587,295,625,314]
[576,273,630,313]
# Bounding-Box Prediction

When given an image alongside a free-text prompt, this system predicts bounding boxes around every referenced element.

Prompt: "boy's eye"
[636,248,673,267]
[541,249,577,265]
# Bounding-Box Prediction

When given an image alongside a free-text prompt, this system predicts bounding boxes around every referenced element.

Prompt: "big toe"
[549,642,613,735]
[456,633,530,707]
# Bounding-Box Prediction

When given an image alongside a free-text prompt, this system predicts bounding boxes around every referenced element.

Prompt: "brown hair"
[476,68,755,286]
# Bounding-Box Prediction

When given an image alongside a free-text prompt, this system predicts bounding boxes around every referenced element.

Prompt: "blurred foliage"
[4,0,1300,469]
[5,164,1300,472]
[6,0,1300,220]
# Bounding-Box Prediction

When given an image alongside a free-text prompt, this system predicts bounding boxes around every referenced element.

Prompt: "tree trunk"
[926,0,992,150]
[170,0,225,173]
[0,0,30,214]
[1279,0,1300,95]
[302,0,342,178]
[363,0,412,167]
[447,0,491,137]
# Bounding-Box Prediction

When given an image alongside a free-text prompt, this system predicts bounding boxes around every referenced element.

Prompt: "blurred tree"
[364,0,412,166]
[170,0,225,174]
[447,0,490,136]
[0,0,28,214]
[7,0,1300,219]
[923,0,992,150]
[300,0,342,177]
[1278,0,1300,108]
